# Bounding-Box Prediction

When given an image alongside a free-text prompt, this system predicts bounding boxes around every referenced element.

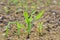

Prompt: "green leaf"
[23,11,29,19]
[25,19,28,24]
[5,26,9,36]
[16,21,21,28]
[39,22,43,33]
[16,21,25,35]
[35,10,45,20]
[20,24,25,28]
[27,23,32,34]
[16,21,25,29]
[29,16,33,22]
[28,10,36,22]
[31,10,36,15]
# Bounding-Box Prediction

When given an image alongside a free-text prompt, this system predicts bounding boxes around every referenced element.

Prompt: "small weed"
[5,26,9,37]
[5,22,16,36]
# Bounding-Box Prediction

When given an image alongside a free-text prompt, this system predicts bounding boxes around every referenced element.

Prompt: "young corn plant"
[5,22,16,36]
[38,22,43,33]
[23,10,45,34]
[16,21,25,35]
[5,21,25,36]
[5,26,9,37]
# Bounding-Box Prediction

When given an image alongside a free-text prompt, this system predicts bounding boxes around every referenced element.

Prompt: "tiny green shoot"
[5,22,16,36]
[5,21,25,36]
[16,21,25,35]
[23,10,45,34]
[5,26,9,37]
[38,22,43,33]
[35,10,45,20]
[23,10,36,34]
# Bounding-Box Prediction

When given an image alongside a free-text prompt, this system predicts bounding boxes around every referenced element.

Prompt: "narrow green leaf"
[29,16,33,22]
[16,21,21,29]
[5,26,9,36]
[28,10,36,22]
[35,10,45,20]
[25,19,29,24]
[16,21,25,35]
[27,23,32,34]
[23,11,28,19]
[31,10,36,15]
[16,21,25,29]
[39,22,43,33]
[20,24,25,28]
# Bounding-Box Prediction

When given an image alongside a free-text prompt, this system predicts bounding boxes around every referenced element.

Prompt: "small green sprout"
[38,22,43,33]
[5,21,25,36]
[5,26,9,37]
[35,10,45,20]
[23,10,36,34]
[23,10,45,34]
[5,22,16,36]
[16,21,25,35]
[23,11,31,34]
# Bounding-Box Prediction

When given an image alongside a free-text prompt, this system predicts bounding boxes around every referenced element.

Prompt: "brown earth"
[0,0,60,40]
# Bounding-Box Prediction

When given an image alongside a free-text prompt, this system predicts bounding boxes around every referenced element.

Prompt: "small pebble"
[52,12,56,15]
[0,16,2,20]
[53,0,57,4]
[2,33,6,36]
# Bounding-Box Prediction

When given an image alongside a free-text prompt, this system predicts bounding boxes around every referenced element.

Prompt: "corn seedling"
[23,9,45,34]
[16,21,25,35]
[38,22,43,33]
[5,21,25,36]
[23,9,36,34]
[5,26,9,37]
[5,22,16,36]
